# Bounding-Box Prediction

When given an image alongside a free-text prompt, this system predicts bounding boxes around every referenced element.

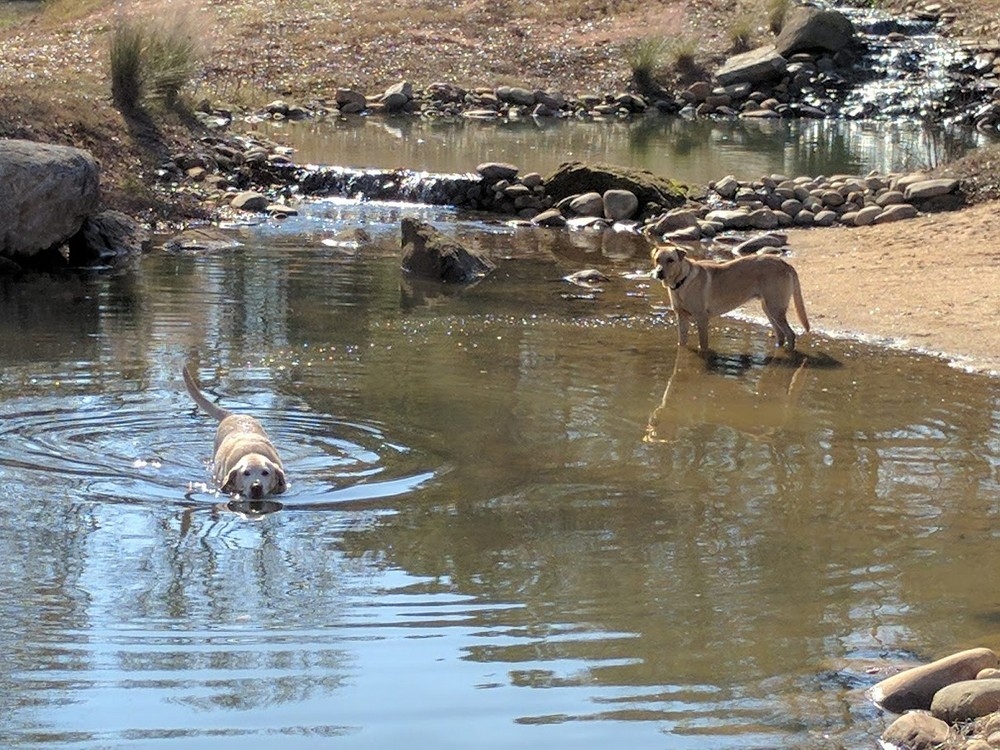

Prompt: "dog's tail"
[792,271,810,333]
[182,364,232,422]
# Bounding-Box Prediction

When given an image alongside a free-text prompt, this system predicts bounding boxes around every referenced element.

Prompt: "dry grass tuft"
[727,15,756,53]
[766,0,791,33]
[109,8,201,112]
[625,36,667,92]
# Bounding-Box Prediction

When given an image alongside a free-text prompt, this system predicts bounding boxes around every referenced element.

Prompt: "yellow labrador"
[651,246,810,351]
[182,365,287,499]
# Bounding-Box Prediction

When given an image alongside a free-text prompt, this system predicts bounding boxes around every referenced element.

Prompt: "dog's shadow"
[644,347,841,442]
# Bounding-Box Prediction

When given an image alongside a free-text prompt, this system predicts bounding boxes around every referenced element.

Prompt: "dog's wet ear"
[273,465,287,494]
[675,247,687,260]
[221,466,241,495]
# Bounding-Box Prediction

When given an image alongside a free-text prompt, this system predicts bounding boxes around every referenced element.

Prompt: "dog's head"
[650,246,688,286]
[222,454,287,499]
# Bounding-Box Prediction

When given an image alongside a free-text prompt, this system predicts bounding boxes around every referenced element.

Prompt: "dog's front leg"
[695,316,711,351]
[675,313,690,346]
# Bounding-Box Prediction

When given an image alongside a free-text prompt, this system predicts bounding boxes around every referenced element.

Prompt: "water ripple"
[0,395,440,512]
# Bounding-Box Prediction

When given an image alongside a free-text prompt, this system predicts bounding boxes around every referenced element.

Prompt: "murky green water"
[1,198,998,748]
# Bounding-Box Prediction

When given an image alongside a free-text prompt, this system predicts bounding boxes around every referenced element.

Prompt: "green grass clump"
[109,12,200,112]
[625,37,670,94]
[766,0,792,33]
[728,16,756,53]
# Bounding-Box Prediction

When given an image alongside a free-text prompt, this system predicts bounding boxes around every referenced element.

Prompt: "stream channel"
[3,6,1000,748]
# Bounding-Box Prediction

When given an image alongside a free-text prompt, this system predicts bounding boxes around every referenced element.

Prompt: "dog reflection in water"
[645,349,812,443]
[179,495,284,536]
[224,498,284,518]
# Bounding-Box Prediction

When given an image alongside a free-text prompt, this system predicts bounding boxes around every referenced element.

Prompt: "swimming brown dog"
[651,246,810,351]
[182,364,287,499]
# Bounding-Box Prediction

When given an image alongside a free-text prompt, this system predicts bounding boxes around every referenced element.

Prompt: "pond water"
[2,195,999,749]
[243,114,990,186]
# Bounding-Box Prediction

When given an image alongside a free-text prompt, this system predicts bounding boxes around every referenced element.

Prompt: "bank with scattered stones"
[191,4,1000,136]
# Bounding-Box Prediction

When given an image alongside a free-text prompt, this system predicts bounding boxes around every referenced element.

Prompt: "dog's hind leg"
[763,303,796,349]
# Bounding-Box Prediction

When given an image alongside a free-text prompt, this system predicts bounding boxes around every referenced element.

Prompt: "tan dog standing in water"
[651,246,810,351]
[182,365,287,499]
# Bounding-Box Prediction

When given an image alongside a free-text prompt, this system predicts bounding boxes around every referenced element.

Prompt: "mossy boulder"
[543,162,686,211]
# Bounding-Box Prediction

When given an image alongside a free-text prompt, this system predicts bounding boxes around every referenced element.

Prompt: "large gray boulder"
[400,218,495,283]
[716,45,788,86]
[775,7,855,56]
[0,139,100,260]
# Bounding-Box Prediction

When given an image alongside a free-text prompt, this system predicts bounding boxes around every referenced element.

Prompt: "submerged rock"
[400,218,495,283]
[67,210,150,267]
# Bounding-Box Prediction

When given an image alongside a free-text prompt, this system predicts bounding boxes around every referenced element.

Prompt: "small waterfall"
[833,4,986,121]
[297,166,483,205]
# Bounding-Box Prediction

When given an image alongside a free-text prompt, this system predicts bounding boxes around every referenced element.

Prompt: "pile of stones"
[655,170,961,240]
[164,129,966,253]
[871,647,1000,750]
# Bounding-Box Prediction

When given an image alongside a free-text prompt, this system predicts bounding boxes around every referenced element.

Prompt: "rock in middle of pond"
[400,217,495,283]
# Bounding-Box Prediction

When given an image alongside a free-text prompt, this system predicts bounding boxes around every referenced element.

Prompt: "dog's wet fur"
[183,365,286,499]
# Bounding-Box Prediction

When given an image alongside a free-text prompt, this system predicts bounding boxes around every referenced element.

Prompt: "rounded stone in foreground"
[869,647,998,713]
[931,679,1000,723]
[881,711,952,750]
[603,189,638,221]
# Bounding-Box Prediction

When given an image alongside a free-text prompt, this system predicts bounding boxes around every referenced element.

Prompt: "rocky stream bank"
[873,648,1000,750]
[191,4,1000,134]
[3,4,999,272]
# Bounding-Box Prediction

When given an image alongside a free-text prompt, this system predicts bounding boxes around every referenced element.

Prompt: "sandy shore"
[783,200,1000,376]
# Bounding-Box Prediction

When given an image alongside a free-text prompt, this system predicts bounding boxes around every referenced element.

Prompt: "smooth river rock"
[931,679,1000,723]
[881,711,952,750]
[0,139,100,259]
[869,647,998,713]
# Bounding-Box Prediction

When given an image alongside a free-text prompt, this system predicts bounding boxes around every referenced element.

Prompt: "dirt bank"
[787,201,1000,375]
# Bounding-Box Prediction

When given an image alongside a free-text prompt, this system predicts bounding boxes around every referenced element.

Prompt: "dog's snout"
[250,482,264,499]
[651,266,663,280]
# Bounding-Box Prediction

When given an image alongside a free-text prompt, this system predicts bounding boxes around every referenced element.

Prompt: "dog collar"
[669,273,689,291]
